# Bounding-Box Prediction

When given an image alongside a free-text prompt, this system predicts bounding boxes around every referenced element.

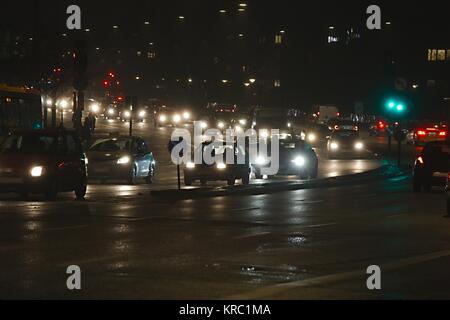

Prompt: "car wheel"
[45,181,58,201]
[184,176,192,186]
[146,166,154,184]
[311,164,318,179]
[254,168,263,179]
[227,179,235,186]
[74,182,87,200]
[127,166,137,185]
[447,197,450,216]
[413,176,422,193]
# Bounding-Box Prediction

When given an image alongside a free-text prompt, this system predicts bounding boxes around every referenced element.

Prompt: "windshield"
[332,130,359,139]
[0,134,57,154]
[89,139,132,152]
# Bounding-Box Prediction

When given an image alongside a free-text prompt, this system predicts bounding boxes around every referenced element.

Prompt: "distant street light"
[222,79,229,84]
[178,16,185,20]
[144,21,150,25]
[249,78,256,83]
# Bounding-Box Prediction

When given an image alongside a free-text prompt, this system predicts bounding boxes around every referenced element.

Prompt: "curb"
[151,164,407,200]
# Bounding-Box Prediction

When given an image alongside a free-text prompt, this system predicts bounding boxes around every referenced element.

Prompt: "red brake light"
[417,130,426,136]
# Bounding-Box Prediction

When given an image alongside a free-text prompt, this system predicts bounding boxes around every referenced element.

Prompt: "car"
[327,118,359,131]
[0,129,88,200]
[154,106,192,127]
[327,129,365,159]
[406,122,448,146]
[184,142,251,186]
[369,119,389,136]
[305,124,331,146]
[86,136,156,184]
[413,141,450,192]
[252,134,318,180]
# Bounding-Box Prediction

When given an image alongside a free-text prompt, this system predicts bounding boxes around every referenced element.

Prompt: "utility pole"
[72,34,88,137]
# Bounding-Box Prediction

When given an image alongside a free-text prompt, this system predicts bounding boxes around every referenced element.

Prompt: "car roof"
[9,129,77,135]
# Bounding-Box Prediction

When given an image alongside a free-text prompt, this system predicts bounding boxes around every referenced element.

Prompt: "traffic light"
[385,99,406,113]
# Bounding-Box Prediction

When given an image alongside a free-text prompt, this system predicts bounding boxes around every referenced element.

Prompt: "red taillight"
[439,131,447,137]
[417,130,426,136]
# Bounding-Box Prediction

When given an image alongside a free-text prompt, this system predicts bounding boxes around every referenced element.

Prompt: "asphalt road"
[3,116,445,299]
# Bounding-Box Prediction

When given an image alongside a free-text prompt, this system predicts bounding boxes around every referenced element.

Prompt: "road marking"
[306,222,338,228]
[231,207,260,212]
[225,249,450,300]
[236,232,271,239]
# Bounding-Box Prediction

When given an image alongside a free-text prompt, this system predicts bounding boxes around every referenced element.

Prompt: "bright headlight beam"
[30,166,43,177]
[355,142,364,150]
[117,156,130,165]
[216,163,227,170]
[330,142,339,150]
[292,156,306,166]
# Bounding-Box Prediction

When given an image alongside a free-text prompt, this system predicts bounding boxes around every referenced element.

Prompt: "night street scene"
[2,0,450,307]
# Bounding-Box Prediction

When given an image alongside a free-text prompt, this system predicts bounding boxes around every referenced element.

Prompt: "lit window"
[137,51,142,57]
[148,52,156,59]
[429,49,437,61]
[274,80,281,87]
[438,50,446,61]
[275,35,282,44]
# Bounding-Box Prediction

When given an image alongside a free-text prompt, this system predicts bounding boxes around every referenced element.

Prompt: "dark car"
[0,129,88,200]
[87,136,156,184]
[252,134,318,180]
[305,124,331,146]
[413,141,450,192]
[184,142,251,186]
[327,129,365,159]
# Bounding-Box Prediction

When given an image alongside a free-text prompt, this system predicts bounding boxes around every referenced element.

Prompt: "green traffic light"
[396,104,404,111]
[388,101,395,109]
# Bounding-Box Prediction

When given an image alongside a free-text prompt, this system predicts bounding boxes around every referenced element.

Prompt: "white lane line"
[225,249,450,300]
[236,232,271,239]
[36,224,89,232]
[306,222,338,228]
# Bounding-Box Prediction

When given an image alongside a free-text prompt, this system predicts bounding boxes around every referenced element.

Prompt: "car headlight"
[91,104,100,113]
[124,111,131,118]
[186,162,195,169]
[292,156,306,167]
[173,114,181,123]
[139,111,146,117]
[256,156,268,165]
[218,122,225,129]
[216,163,227,170]
[260,129,269,139]
[239,119,247,125]
[183,112,191,120]
[307,133,317,142]
[117,156,130,165]
[30,166,44,177]
[355,142,364,150]
[108,109,115,115]
[330,142,339,150]
[159,114,167,122]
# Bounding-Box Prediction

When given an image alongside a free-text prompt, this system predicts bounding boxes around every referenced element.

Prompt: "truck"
[312,105,340,124]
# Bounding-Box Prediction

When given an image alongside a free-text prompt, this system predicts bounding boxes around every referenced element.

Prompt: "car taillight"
[417,156,424,165]
[439,131,447,137]
[417,130,426,136]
